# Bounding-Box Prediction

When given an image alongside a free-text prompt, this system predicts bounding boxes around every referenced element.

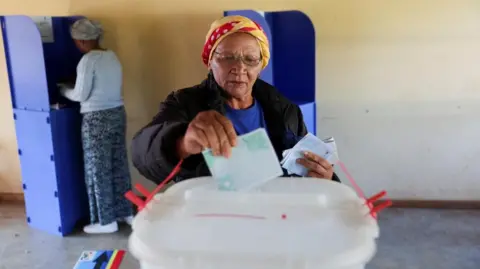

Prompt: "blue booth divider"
[1,15,88,236]
[224,10,316,135]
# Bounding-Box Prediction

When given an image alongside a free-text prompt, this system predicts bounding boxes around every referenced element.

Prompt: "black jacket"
[131,74,340,184]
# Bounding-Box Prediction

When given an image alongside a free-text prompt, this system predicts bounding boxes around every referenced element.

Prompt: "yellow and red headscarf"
[202,15,270,69]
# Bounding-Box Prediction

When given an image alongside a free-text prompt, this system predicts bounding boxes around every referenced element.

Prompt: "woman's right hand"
[177,110,237,159]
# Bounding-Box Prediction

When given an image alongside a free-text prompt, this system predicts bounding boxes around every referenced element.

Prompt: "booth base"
[14,108,88,236]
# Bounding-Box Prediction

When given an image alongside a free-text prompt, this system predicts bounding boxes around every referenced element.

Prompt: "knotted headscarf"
[70,18,104,41]
[202,15,270,69]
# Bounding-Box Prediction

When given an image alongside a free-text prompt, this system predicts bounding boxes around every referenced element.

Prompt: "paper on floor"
[73,250,126,269]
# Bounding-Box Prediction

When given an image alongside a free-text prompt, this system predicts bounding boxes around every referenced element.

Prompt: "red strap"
[337,161,392,218]
[337,161,366,199]
[126,159,391,218]
[125,160,183,212]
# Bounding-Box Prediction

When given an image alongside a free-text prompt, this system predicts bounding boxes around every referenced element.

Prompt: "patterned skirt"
[81,106,133,225]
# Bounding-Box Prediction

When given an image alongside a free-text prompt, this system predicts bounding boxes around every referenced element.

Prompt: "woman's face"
[209,33,263,99]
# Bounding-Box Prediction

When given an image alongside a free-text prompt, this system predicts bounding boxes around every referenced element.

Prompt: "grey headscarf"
[70,18,104,40]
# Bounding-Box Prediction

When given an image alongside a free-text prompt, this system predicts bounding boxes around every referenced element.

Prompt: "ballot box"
[129,177,382,269]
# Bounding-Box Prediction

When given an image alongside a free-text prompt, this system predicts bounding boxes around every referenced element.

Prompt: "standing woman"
[60,18,133,234]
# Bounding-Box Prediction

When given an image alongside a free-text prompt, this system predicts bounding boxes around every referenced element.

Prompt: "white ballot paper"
[202,128,283,191]
[281,133,339,176]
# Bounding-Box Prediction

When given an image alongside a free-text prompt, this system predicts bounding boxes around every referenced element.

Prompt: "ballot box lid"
[129,177,379,269]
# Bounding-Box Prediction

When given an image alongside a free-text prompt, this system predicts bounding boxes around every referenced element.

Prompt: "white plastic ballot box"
[128,177,380,269]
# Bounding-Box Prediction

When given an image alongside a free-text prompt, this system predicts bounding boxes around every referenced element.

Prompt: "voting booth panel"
[1,15,88,236]
[2,16,83,110]
[224,10,317,135]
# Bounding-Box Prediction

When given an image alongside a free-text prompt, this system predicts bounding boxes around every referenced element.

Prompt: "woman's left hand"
[296,151,334,179]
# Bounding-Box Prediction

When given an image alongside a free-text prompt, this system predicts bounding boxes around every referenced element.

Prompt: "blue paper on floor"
[73,250,126,269]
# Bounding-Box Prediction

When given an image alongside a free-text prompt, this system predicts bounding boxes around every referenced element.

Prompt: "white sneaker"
[124,216,134,226]
[118,216,134,226]
[83,221,118,234]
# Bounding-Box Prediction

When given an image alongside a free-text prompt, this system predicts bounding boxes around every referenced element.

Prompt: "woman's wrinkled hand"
[177,110,237,159]
[296,151,334,179]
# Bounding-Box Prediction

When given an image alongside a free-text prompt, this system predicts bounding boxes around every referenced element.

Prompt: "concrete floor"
[0,203,479,269]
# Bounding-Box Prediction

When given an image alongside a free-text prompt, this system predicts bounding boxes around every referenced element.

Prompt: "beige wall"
[0,0,70,15]
[0,30,21,194]
[1,0,480,200]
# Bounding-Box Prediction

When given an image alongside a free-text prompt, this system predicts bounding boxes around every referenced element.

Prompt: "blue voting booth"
[1,15,89,236]
[224,10,317,135]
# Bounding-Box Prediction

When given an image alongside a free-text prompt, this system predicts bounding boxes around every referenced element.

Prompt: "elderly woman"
[132,15,340,183]
[60,18,133,234]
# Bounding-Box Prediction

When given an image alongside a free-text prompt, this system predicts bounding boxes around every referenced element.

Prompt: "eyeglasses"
[213,52,262,67]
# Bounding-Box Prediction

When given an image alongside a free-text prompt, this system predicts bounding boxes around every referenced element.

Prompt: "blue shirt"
[225,99,267,135]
